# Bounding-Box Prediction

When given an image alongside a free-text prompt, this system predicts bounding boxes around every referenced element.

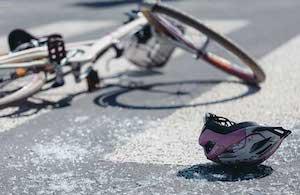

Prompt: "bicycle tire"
[142,3,266,84]
[0,71,46,108]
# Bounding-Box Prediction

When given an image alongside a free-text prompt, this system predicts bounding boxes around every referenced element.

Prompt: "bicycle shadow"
[0,70,159,118]
[0,69,260,117]
[93,78,261,110]
[0,92,82,118]
[72,0,180,8]
[177,163,273,182]
[0,69,90,118]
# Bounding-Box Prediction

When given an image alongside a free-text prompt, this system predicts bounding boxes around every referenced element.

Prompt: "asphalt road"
[0,0,300,194]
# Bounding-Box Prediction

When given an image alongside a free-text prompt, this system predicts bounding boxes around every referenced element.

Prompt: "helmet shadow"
[177,163,273,182]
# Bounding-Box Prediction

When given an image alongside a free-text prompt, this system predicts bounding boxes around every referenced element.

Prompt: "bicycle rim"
[142,3,266,84]
[0,71,46,108]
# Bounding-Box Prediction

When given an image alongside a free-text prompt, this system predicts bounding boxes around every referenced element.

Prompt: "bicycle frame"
[0,3,189,70]
[0,15,147,69]
[0,2,193,70]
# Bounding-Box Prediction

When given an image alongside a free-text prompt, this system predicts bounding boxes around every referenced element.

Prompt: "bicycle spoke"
[142,3,265,83]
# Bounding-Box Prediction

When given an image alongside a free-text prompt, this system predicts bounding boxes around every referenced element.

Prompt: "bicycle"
[0,1,265,109]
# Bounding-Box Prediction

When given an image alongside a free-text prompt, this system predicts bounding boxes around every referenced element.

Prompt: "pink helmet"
[199,113,291,165]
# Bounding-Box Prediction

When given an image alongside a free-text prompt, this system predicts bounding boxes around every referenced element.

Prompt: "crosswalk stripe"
[105,32,300,166]
[0,19,248,133]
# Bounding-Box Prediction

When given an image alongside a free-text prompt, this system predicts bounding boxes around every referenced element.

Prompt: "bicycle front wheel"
[0,71,46,108]
[142,3,266,84]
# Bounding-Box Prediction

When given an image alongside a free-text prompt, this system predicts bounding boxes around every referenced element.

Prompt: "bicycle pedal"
[47,34,66,64]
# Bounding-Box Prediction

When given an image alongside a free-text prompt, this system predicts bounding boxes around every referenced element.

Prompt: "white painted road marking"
[105,34,300,165]
[0,20,248,132]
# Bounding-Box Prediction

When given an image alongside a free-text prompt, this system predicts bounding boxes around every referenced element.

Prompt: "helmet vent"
[256,144,273,155]
[250,137,271,153]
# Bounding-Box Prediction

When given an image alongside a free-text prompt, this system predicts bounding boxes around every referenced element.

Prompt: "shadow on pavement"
[93,79,261,110]
[0,92,82,118]
[0,69,260,117]
[0,70,159,118]
[72,0,179,8]
[177,163,273,182]
[0,70,88,118]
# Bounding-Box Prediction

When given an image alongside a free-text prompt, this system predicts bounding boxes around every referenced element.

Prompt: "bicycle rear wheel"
[0,71,46,108]
[142,3,265,84]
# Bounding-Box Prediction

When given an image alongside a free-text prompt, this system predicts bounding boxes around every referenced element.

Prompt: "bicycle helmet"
[199,113,291,165]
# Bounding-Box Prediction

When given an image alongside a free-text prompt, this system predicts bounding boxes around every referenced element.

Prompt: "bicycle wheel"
[0,70,46,108]
[141,3,266,84]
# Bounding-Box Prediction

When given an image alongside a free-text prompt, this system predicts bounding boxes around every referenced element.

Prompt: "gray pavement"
[0,0,300,194]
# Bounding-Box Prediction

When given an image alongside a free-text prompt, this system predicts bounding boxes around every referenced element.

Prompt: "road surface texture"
[0,0,299,194]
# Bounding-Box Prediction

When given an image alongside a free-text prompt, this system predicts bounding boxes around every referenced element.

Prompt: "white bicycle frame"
[0,15,147,69]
